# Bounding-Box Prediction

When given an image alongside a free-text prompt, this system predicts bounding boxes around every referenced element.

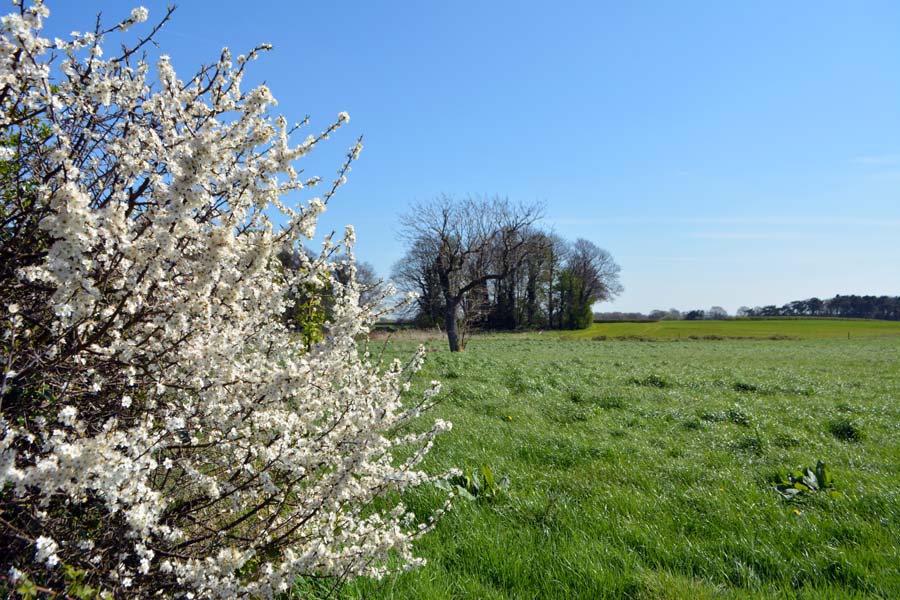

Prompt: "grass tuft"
[629,374,671,388]
[828,417,864,442]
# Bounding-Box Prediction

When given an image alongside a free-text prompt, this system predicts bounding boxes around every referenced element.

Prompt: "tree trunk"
[547,262,556,330]
[525,269,537,327]
[444,302,461,352]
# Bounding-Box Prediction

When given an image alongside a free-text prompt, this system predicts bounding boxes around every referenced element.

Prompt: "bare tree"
[392,236,444,326]
[707,305,729,320]
[397,195,542,351]
[354,261,386,308]
[565,238,623,308]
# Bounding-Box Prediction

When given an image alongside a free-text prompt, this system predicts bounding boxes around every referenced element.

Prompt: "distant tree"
[570,239,623,303]
[397,195,542,351]
[707,306,728,320]
[781,299,809,316]
[392,237,444,326]
[757,305,779,317]
[643,308,682,320]
[556,270,594,329]
[594,311,652,321]
[355,261,386,307]
[735,295,900,320]
[555,239,622,329]
[807,297,825,316]
[684,309,705,320]
[736,306,752,317]
[334,260,384,309]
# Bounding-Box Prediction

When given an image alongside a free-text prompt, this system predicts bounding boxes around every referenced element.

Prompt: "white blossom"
[130,6,147,22]
[0,2,451,598]
[34,536,59,567]
[58,405,78,427]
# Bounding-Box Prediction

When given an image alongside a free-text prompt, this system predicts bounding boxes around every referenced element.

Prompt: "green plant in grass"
[438,465,509,501]
[774,460,835,502]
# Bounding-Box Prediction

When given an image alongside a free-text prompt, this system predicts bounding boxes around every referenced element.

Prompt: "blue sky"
[44,1,900,313]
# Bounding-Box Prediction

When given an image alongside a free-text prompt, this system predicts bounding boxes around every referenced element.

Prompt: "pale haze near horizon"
[46,1,900,314]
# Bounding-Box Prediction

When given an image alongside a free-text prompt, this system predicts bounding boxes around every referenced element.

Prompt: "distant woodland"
[737,295,900,320]
[596,295,900,322]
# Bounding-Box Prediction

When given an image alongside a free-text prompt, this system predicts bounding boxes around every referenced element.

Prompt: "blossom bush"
[0,2,451,597]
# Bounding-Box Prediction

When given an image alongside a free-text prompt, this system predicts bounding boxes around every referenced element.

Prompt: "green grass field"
[335,320,900,599]
[556,318,900,341]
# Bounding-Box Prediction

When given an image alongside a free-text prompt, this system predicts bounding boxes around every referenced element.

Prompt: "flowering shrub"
[0,2,451,597]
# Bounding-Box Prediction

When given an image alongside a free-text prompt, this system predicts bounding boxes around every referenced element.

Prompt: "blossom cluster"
[0,2,450,597]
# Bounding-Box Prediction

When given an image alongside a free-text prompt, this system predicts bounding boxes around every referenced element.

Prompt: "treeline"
[738,295,900,321]
[392,196,622,350]
[595,295,900,323]
[595,306,728,321]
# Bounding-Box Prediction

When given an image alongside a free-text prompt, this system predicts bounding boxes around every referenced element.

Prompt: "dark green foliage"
[277,250,331,349]
[567,388,586,403]
[745,294,900,320]
[732,381,760,393]
[62,565,102,600]
[828,418,864,442]
[726,407,752,426]
[730,433,766,455]
[700,406,751,426]
[286,280,329,349]
[8,565,105,600]
[772,433,800,449]
[594,395,625,409]
[556,270,595,330]
[629,374,671,388]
